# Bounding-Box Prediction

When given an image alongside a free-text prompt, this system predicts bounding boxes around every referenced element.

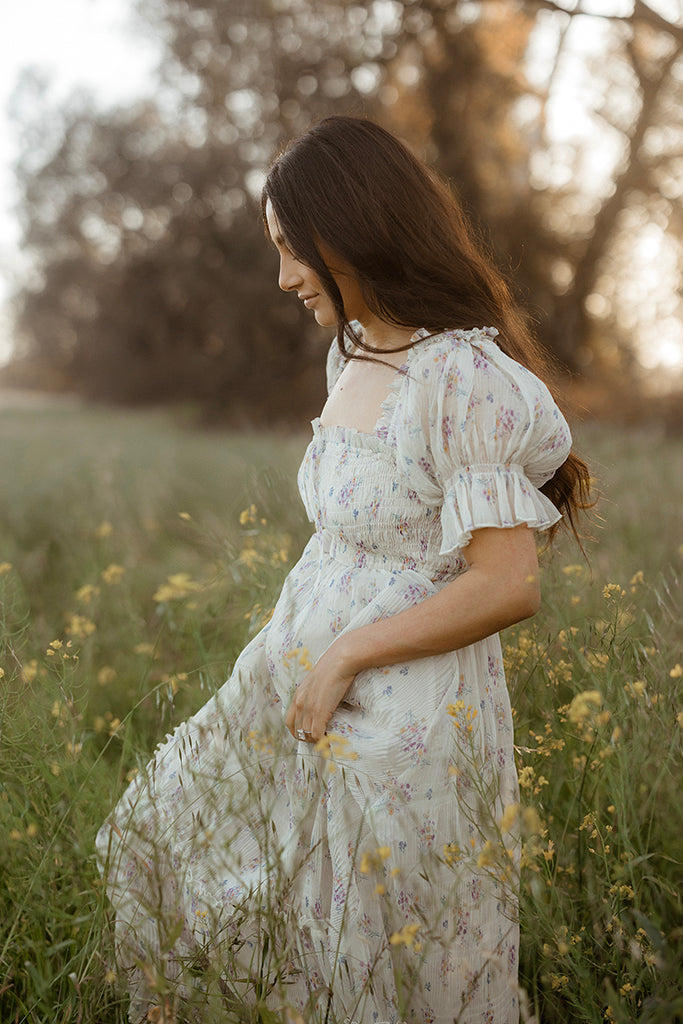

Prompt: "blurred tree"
[519,0,683,374]
[9,0,683,418]
[10,86,331,420]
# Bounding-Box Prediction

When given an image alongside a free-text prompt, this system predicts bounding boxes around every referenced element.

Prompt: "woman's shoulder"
[408,326,556,407]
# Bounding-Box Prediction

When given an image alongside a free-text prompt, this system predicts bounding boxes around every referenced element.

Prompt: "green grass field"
[0,403,681,1023]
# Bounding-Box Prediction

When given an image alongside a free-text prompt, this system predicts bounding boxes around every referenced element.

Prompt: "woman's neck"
[356,315,421,353]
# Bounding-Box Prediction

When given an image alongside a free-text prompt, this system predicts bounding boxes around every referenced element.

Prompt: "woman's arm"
[285,523,540,742]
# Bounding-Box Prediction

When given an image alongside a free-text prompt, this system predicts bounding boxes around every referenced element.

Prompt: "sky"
[0,0,160,362]
[0,0,681,373]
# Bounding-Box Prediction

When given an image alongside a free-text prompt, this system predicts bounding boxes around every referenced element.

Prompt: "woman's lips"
[302,294,318,308]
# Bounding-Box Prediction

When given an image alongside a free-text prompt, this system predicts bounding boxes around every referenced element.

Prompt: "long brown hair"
[262,116,592,541]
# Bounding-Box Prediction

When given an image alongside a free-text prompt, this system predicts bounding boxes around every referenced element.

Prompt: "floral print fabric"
[97,327,572,1024]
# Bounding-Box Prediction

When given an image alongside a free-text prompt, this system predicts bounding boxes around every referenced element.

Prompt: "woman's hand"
[285,638,358,743]
[285,525,540,744]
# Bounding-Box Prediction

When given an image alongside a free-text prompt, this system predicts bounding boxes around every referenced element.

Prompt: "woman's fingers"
[284,682,315,741]
[284,642,357,743]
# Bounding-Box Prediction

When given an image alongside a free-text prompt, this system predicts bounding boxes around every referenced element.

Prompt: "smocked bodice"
[297,326,572,583]
[298,423,468,580]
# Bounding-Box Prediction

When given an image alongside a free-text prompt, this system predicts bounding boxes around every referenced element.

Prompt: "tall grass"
[0,405,680,1023]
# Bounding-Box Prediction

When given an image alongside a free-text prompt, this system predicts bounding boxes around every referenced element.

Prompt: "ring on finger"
[296,728,307,741]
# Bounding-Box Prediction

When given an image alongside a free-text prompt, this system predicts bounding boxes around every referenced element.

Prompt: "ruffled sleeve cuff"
[439,463,563,554]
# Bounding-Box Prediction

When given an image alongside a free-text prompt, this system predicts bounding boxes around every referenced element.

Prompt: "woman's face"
[265,200,370,328]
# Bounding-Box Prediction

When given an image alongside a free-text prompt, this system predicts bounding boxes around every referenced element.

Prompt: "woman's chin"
[313,310,336,328]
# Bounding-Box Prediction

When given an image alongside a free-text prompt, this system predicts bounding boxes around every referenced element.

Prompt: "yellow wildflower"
[76,583,100,603]
[66,614,96,639]
[567,690,603,725]
[26,823,38,838]
[22,660,38,683]
[359,845,391,873]
[315,733,358,761]
[447,701,478,732]
[443,842,462,865]
[609,884,634,900]
[101,564,125,584]
[550,973,569,991]
[178,511,192,521]
[562,564,583,577]
[238,545,261,570]
[586,651,609,669]
[389,923,420,947]
[10,829,22,841]
[163,672,187,695]
[94,521,113,538]
[246,729,275,754]
[0,562,12,575]
[97,666,117,686]
[134,642,156,656]
[670,664,682,679]
[499,803,519,833]
[239,504,258,526]
[153,573,202,602]
[522,806,544,835]
[476,840,497,868]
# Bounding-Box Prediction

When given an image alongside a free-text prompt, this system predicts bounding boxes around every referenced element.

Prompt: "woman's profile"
[97,116,591,1024]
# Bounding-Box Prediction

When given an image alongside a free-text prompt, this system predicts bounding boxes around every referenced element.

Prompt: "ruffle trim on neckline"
[316,326,502,446]
[310,416,389,453]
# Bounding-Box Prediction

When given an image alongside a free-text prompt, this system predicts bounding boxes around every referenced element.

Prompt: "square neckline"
[314,326,432,440]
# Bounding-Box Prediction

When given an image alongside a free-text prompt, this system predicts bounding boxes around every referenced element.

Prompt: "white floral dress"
[97,327,572,1024]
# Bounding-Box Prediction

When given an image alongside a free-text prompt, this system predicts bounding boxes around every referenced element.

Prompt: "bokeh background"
[1,0,682,428]
[1,5,682,1022]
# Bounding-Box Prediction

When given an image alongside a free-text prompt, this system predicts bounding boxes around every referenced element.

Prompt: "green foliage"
[0,405,681,1022]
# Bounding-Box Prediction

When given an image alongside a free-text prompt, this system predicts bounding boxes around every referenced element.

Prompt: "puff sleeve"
[390,328,573,555]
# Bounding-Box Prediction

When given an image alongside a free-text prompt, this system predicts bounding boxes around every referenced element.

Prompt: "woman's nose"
[278,254,303,293]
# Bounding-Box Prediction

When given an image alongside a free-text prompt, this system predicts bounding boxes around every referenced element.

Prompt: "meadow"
[0,402,681,1024]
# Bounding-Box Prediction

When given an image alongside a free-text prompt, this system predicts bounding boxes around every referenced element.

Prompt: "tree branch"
[520,0,683,46]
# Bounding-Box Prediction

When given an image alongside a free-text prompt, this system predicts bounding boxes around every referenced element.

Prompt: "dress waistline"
[319,531,464,583]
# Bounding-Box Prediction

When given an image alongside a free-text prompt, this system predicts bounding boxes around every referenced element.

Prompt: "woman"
[97,117,590,1024]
